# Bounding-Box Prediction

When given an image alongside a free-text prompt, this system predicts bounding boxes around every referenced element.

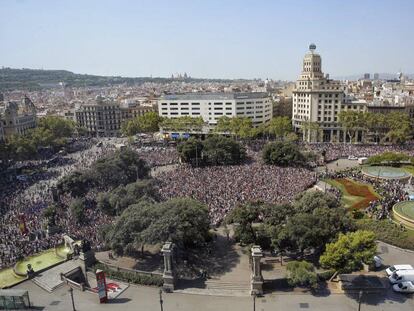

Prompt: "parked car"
[386,265,414,277]
[373,255,383,268]
[389,270,414,284]
[393,281,414,293]
[348,155,358,160]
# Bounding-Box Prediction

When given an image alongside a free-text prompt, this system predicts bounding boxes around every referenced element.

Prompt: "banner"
[96,269,108,303]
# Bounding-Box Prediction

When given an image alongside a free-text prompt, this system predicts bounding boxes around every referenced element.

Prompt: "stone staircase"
[32,260,80,292]
[175,278,251,296]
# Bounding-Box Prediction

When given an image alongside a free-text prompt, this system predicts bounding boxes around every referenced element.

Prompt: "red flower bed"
[336,178,378,210]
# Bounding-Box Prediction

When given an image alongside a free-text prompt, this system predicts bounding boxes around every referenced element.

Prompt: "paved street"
[15,279,414,311]
[377,241,414,268]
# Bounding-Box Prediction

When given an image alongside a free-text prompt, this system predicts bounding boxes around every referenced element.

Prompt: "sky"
[1,0,413,80]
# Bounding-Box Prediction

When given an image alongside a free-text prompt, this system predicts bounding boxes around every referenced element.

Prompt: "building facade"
[75,96,156,136]
[0,96,37,140]
[158,92,272,131]
[292,44,365,142]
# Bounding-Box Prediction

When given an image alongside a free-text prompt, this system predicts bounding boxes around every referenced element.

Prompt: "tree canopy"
[97,179,159,216]
[225,191,355,257]
[57,148,150,195]
[1,116,76,163]
[262,141,309,167]
[339,111,412,144]
[177,136,246,166]
[319,230,377,273]
[121,112,163,136]
[102,198,211,255]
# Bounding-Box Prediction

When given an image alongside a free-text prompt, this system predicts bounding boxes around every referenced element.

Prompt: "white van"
[358,157,368,165]
[386,264,414,276]
[389,270,414,284]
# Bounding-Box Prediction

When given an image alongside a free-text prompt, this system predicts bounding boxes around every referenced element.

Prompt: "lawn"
[326,178,380,210]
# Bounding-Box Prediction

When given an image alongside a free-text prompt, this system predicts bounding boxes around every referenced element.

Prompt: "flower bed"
[336,179,379,210]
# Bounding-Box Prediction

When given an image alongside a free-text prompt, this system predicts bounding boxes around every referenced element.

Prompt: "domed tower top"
[309,43,316,53]
[300,44,323,79]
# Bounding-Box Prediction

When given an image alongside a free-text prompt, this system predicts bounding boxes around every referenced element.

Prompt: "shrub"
[286,261,317,288]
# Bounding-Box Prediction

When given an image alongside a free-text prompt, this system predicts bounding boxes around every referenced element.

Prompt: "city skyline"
[1,0,414,80]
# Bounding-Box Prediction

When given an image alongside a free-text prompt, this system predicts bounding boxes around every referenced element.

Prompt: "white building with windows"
[158,92,272,131]
[292,44,360,142]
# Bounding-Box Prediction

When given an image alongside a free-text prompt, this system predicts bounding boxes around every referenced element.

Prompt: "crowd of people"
[157,163,317,225]
[133,146,179,167]
[2,136,414,270]
[0,139,118,270]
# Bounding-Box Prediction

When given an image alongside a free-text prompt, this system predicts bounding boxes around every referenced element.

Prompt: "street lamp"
[159,289,164,311]
[358,290,363,311]
[68,287,76,311]
[253,292,256,311]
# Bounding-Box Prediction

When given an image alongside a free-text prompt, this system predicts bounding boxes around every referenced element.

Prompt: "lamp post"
[358,290,363,311]
[68,287,76,311]
[159,289,164,311]
[253,292,256,311]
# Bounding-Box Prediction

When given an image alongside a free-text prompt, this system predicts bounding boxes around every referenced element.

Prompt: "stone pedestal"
[251,245,263,295]
[79,250,96,286]
[162,242,175,292]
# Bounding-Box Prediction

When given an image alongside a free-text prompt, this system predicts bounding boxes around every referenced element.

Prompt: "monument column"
[251,245,264,295]
[162,242,175,292]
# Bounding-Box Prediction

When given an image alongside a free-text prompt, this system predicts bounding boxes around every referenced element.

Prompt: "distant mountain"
[332,73,414,81]
[0,68,238,92]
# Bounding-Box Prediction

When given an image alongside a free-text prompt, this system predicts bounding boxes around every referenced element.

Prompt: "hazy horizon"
[1,0,413,80]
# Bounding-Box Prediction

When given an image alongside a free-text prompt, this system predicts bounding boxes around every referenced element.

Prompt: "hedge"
[356,218,414,250]
[93,263,163,287]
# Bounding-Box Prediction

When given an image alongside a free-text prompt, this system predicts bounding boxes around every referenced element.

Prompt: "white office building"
[158,92,272,131]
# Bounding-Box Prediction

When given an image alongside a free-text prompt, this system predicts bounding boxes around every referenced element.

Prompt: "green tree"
[161,116,204,132]
[319,230,377,273]
[266,116,292,140]
[121,112,163,136]
[177,138,204,165]
[268,192,354,256]
[57,171,94,197]
[338,111,364,143]
[104,198,210,255]
[262,142,306,166]
[97,179,158,216]
[202,135,246,165]
[286,261,318,288]
[215,116,233,134]
[43,204,57,226]
[226,203,261,245]
[70,198,86,224]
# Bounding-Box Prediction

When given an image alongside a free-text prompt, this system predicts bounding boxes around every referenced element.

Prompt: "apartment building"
[0,96,37,140]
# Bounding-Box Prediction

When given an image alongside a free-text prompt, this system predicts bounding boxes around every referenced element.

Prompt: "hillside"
[0,68,235,91]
